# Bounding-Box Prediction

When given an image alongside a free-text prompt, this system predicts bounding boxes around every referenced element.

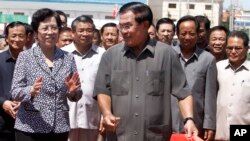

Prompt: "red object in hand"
[170,134,194,141]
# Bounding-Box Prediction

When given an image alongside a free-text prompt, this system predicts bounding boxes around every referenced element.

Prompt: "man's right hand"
[99,115,106,135]
[103,113,120,132]
[2,100,20,119]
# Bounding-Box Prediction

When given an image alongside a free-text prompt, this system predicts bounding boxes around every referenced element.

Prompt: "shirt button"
[232,83,235,86]
[136,77,139,81]
[231,93,233,96]
[134,131,138,135]
[134,113,139,117]
[135,95,139,98]
[81,68,84,71]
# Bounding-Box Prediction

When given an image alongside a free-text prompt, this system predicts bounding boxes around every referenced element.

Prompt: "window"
[169,3,176,8]
[105,16,115,19]
[189,4,195,9]
[205,5,212,10]
[14,12,24,15]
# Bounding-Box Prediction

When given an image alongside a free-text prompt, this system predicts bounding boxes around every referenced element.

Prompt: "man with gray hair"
[62,15,105,141]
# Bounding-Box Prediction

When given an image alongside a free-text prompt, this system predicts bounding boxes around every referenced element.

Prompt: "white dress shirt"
[215,59,250,140]
[62,43,105,129]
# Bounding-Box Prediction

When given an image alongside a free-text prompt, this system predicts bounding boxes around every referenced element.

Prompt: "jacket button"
[136,77,139,81]
[134,113,139,117]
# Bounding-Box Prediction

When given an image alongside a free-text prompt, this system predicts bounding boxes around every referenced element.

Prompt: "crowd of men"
[0,2,250,141]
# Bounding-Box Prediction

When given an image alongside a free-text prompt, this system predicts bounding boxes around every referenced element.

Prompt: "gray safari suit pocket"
[111,70,129,96]
[144,70,165,96]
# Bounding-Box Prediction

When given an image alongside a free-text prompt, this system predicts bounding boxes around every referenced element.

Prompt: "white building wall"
[234,10,250,30]
[148,0,224,27]
[0,1,119,29]
[148,0,163,23]
[0,0,224,32]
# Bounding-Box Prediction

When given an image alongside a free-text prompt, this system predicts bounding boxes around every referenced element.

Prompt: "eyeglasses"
[118,23,137,32]
[76,28,94,34]
[226,46,245,53]
[38,26,58,32]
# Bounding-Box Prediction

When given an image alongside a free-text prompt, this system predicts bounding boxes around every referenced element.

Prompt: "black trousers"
[15,130,68,141]
[0,132,15,141]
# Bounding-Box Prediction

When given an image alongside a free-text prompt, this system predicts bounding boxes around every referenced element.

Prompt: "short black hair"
[228,30,249,48]
[93,28,101,45]
[208,25,229,41]
[150,23,155,28]
[119,2,153,25]
[56,10,67,22]
[31,8,61,32]
[4,21,26,37]
[176,15,199,35]
[195,15,210,31]
[24,23,34,36]
[59,26,72,34]
[71,15,94,32]
[156,18,175,33]
[100,22,118,35]
[55,10,67,27]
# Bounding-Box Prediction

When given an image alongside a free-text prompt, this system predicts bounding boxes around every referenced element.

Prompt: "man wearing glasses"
[215,31,250,141]
[94,2,198,141]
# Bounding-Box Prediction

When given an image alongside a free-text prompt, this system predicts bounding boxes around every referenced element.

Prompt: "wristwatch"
[183,117,194,124]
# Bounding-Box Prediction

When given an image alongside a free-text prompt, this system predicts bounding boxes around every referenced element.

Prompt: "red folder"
[170,134,204,141]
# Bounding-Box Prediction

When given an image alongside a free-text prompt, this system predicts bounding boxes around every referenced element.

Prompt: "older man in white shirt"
[215,31,250,141]
[62,15,105,141]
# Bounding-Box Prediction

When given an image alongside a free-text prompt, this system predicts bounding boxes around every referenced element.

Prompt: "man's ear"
[5,38,9,45]
[34,32,38,40]
[156,31,159,37]
[143,21,150,29]
[101,35,103,41]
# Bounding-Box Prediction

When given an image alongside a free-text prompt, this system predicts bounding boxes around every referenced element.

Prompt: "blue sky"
[223,0,250,10]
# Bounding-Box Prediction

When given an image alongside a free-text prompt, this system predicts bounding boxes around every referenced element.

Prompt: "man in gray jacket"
[172,15,217,141]
[94,2,198,141]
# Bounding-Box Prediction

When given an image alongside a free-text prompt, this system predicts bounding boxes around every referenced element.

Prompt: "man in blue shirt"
[0,21,27,141]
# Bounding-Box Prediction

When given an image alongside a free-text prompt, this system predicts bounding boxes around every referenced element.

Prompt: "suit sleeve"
[10,52,33,102]
[67,55,82,102]
[93,51,111,100]
[203,57,217,130]
[170,49,191,99]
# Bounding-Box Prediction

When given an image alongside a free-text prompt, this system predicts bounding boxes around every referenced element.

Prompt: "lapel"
[33,46,65,77]
[52,48,65,77]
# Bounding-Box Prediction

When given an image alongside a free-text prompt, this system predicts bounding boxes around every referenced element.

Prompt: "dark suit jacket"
[0,49,16,133]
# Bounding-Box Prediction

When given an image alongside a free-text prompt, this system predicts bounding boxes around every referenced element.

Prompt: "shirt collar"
[122,38,156,57]
[175,45,202,60]
[4,49,16,62]
[71,43,98,56]
[225,59,250,71]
